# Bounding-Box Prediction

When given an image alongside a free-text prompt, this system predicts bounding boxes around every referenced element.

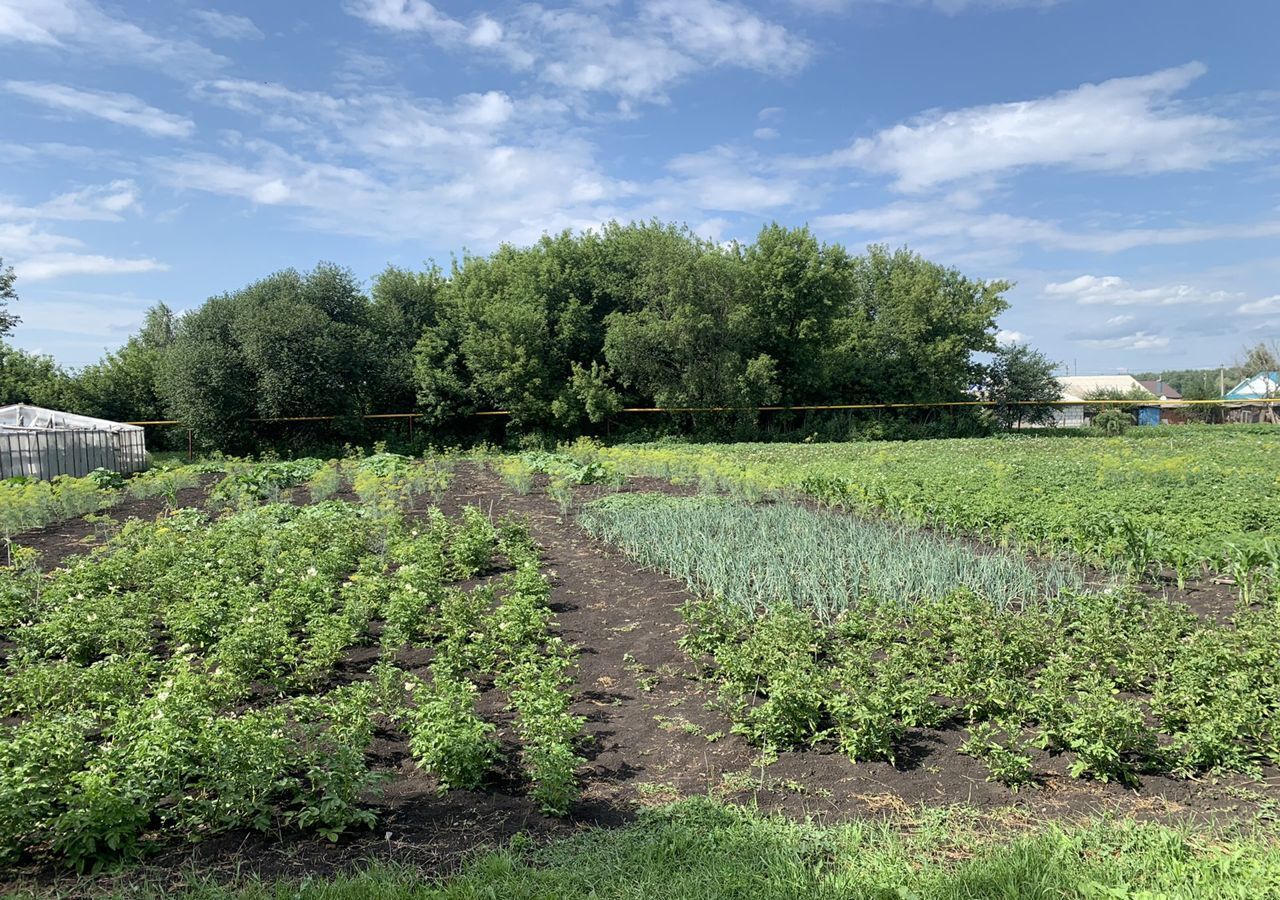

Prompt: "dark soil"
[13,463,1280,896]
[13,476,218,572]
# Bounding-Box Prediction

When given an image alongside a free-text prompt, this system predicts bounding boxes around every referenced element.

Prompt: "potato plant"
[677,586,1278,789]
[0,471,583,871]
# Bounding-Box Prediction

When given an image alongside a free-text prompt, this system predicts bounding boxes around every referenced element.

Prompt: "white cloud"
[813,199,1280,255]
[662,145,802,212]
[345,0,810,102]
[1077,331,1170,351]
[995,328,1028,345]
[1238,295,1280,315]
[0,180,140,221]
[814,62,1250,192]
[15,253,166,280]
[0,0,225,73]
[754,127,779,140]
[0,221,79,257]
[0,223,163,281]
[1045,274,1234,307]
[791,0,1061,11]
[0,181,159,282]
[3,81,195,138]
[643,0,810,73]
[342,0,469,41]
[193,9,263,41]
[154,125,636,247]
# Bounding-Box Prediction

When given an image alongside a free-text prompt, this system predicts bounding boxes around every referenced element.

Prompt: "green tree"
[370,265,448,411]
[832,245,1010,404]
[0,344,67,407]
[0,258,19,338]
[159,264,380,449]
[604,244,777,416]
[984,343,1062,429]
[743,224,850,402]
[414,231,610,431]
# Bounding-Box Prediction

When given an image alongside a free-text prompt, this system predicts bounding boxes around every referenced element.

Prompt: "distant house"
[1225,371,1280,400]
[1052,375,1157,428]
[1138,380,1185,424]
[1225,371,1280,423]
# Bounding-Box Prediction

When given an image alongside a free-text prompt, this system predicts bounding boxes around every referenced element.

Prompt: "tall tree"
[604,243,777,413]
[370,264,448,411]
[743,224,850,402]
[984,343,1062,429]
[0,345,67,407]
[832,245,1010,404]
[159,264,379,449]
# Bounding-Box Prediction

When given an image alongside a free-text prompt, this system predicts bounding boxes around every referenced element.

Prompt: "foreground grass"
[72,799,1280,899]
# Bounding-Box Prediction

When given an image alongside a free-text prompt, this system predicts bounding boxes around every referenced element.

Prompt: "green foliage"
[597,429,1280,591]
[579,492,1083,621]
[1092,408,1132,435]
[208,458,324,507]
[837,245,1009,406]
[159,264,384,450]
[103,799,1280,899]
[0,257,18,338]
[403,665,497,792]
[984,343,1063,429]
[0,342,69,408]
[0,460,592,871]
[671,583,1276,788]
[0,472,121,539]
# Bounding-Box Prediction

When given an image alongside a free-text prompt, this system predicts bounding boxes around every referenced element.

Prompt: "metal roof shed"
[0,404,147,480]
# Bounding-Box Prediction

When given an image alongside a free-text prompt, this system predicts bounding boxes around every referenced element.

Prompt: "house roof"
[1225,372,1280,400]
[1137,380,1182,399]
[0,404,142,432]
[1056,375,1154,404]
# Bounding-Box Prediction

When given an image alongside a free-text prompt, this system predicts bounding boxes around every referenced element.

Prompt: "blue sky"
[1,0,1278,374]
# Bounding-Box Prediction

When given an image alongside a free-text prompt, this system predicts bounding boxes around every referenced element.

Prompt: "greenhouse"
[0,404,147,480]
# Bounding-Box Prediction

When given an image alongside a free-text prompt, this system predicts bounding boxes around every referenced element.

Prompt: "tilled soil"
[11,463,1280,894]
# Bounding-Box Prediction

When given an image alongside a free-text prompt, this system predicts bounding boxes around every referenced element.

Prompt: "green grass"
[579,492,1085,620]
[66,799,1280,899]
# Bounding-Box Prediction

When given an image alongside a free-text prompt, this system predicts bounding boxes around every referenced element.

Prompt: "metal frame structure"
[0,404,148,480]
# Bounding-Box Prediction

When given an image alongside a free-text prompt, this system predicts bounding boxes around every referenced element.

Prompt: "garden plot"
[3,454,1279,894]
[576,487,1280,789]
[597,427,1280,595]
[0,458,582,876]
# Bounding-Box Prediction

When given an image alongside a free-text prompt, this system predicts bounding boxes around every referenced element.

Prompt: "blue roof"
[1225,371,1280,400]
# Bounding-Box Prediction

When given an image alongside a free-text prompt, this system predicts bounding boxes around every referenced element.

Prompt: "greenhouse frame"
[0,404,148,480]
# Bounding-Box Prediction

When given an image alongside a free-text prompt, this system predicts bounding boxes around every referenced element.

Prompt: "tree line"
[0,221,1051,451]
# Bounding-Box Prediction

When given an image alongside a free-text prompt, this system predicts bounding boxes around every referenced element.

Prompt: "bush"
[1091,408,1132,435]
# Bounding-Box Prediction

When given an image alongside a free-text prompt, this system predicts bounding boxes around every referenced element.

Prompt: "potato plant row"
[0,459,583,872]
[682,589,1279,788]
